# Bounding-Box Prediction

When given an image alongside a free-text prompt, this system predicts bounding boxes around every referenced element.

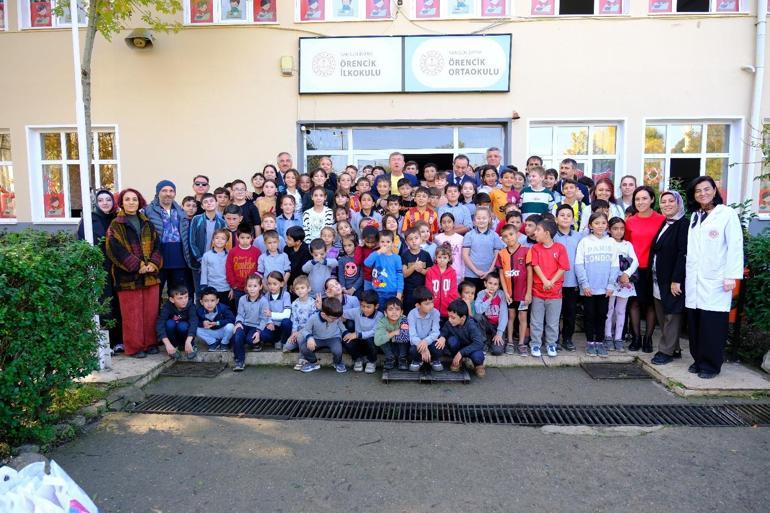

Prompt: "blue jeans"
[375,291,397,312]
[445,335,485,366]
[260,318,292,347]
[300,337,343,364]
[164,320,190,350]
[197,323,235,347]
[233,325,259,364]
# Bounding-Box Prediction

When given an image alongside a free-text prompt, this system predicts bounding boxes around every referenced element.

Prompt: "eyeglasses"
[194,182,209,187]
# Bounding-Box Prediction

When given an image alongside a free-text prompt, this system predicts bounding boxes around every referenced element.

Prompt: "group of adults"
[78,148,744,379]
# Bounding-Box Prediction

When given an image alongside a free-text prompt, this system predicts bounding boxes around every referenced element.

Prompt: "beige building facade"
[0,0,766,227]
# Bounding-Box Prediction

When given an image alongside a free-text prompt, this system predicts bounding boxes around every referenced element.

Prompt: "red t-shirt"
[225,245,261,291]
[495,245,529,302]
[625,212,665,269]
[355,245,376,281]
[528,242,570,300]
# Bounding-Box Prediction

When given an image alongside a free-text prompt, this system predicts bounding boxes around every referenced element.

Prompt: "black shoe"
[628,336,642,352]
[651,352,673,365]
[672,349,682,359]
[383,359,395,371]
[563,339,576,352]
[146,346,159,355]
[397,361,409,371]
[131,351,147,359]
[642,336,653,353]
[698,371,719,379]
[687,363,700,374]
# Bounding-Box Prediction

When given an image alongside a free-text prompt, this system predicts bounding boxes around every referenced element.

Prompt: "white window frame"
[647,0,748,14]
[182,0,278,25]
[756,122,770,220]
[529,0,628,17]
[1,0,8,31]
[0,130,15,223]
[641,118,743,205]
[18,0,87,30]
[26,125,121,224]
[526,119,626,182]
[409,0,513,20]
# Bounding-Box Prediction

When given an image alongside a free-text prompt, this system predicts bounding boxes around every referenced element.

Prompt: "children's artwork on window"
[57,0,86,24]
[415,0,439,17]
[366,0,390,19]
[530,0,553,15]
[191,0,213,22]
[648,0,671,13]
[255,0,277,21]
[301,0,325,20]
[481,0,506,16]
[30,0,53,27]
[450,0,470,14]
[43,166,64,218]
[222,0,247,20]
[333,0,358,17]
[599,0,621,13]
[715,0,738,12]
[0,0,6,30]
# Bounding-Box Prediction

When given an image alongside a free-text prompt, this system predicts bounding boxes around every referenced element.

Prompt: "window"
[184,0,277,25]
[21,0,87,29]
[528,122,622,182]
[29,127,119,221]
[413,0,511,19]
[0,131,15,219]
[648,0,743,14]
[1,0,7,31]
[758,124,770,217]
[643,121,733,198]
[531,0,625,15]
[295,0,394,22]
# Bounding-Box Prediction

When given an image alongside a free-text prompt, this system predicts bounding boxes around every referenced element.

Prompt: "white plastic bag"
[0,460,100,513]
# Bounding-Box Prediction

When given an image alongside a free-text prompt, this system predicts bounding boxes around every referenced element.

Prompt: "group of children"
[158,160,642,376]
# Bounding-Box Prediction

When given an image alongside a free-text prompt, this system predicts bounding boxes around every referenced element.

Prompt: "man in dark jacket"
[435,299,487,377]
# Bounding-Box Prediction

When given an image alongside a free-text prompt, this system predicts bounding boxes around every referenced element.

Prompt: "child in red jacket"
[356,225,379,291]
[225,223,261,310]
[425,245,459,324]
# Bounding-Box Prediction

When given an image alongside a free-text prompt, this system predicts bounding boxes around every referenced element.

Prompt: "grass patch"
[49,384,107,418]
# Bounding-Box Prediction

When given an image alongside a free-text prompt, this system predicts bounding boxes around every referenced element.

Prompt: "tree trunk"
[81,1,99,192]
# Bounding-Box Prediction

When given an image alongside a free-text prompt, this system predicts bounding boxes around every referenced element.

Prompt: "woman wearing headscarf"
[105,188,163,358]
[649,190,687,365]
[78,190,123,352]
[685,176,743,379]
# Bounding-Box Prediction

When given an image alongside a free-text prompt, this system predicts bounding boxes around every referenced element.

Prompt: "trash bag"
[0,460,99,513]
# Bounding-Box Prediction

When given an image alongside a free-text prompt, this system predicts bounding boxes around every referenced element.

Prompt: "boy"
[438,184,472,234]
[225,223,261,308]
[435,299,486,377]
[554,204,584,352]
[428,187,445,210]
[302,238,338,297]
[374,297,411,371]
[357,226,379,291]
[474,274,509,356]
[520,166,556,221]
[196,286,235,352]
[342,290,383,373]
[259,271,292,350]
[364,230,404,308]
[223,204,243,250]
[214,187,231,215]
[254,213,286,253]
[523,213,541,246]
[181,196,198,220]
[556,178,582,231]
[385,195,403,226]
[580,199,610,233]
[407,286,443,372]
[461,206,506,292]
[527,219,570,357]
[156,285,199,359]
[458,280,477,317]
[404,160,419,177]
[285,226,311,293]
[298,297,347,373]
[285,276,316,353]
[401,229,433,314]
[490,168,520,223]
[258,230,291,284]
[544,168,563,204]
[497,223,530,355]
[189,193,226,298]
[401,186,439,236]
[397,178,416,215]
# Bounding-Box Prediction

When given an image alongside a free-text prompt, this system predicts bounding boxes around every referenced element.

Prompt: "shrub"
[0,230,106,445]
[738,231,770,366]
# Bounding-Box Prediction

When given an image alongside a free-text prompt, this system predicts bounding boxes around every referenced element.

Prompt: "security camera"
[125,29,155,50]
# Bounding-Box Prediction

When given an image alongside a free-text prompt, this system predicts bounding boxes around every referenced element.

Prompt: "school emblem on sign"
[419,50,444,76]
[708,229,719,239]
[312,52,336,76]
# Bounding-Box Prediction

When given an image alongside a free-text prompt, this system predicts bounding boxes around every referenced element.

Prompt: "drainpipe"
[747,1,767,204]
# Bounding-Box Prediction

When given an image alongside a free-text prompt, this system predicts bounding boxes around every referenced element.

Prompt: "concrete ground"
[50,368,770,512]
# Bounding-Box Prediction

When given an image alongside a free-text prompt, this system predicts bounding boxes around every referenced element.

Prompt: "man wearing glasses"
[192,175,210,215]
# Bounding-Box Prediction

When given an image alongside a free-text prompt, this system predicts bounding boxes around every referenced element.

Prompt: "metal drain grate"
[129,395,770,427]
[160,361,227,378]
[581,363,652,380]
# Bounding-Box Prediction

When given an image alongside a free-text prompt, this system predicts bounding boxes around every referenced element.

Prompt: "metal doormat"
[382,369,471,384]
[581,363,652,380]
[160,361,227,378]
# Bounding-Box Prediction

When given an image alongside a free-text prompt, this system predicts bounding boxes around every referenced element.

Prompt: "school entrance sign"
[299,34,511,94]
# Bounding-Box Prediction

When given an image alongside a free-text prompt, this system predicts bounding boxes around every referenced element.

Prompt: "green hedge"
[739,232,770,365]
[0,230,106,445]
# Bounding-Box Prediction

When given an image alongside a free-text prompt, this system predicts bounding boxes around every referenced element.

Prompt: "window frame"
[0,130,15,223]
[182,0,278,26]
[757,122,770,220]
[647,0,748,15]
[526,118,626,183]
[640,117,743,204]
[18,0,88,30]
[1,0,8,31]
[26,125,121,224]
[529,0,628,16]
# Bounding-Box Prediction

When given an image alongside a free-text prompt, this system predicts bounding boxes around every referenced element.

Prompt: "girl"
[260,271,293,351]
[618,175,637,214]
[579,178,625,232]
[302,169,334,210]
[460,181,478,217]
[334,191,351,213]
[302,186,334,243]
[434,212,465,280]
[512,170,527,195]
[262,164,283,193]
[351,192,382,237]
[415,220,436,259]
[373,175,391,213]
[381,214,404,254]
[335,220,354,242]
[200,229,232,306]
[334,206,350,226]
[478,166,499,194]
[255,179,278,219]
[337,172,353,196]
[276,195,302,238]
[250,172,265,199]
[298,174,312,195]
[233,273,264,370]
[605,217,638,353]
[425,245,459,323]
[320,226,340,260]
[338,234,363,298]
[575,212,618,358]
[281,169,303,213]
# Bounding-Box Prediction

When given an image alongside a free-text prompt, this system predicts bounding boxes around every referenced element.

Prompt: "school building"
[0,0,767,227]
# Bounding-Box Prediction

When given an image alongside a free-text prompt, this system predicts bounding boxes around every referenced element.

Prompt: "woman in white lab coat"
[685,176,743,379]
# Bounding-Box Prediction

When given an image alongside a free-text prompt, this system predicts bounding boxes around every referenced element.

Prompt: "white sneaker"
[353,358,364,372]
[546,344,557,357]
[364,362,376,374]
[530,345,542,357]
[293,358,307,371]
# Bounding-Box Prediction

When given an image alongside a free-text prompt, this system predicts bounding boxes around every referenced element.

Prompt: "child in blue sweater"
[406,287,443,372]
[364,230,404,310]
[342,290,383,373]
[575,212,619,357]
[196,286,235,352]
